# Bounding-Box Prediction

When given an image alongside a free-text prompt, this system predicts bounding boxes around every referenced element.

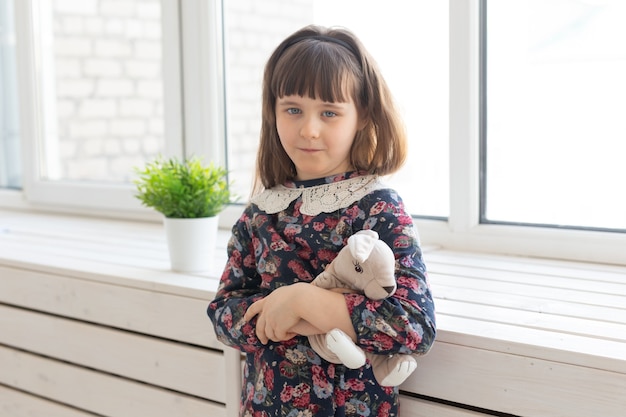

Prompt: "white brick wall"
[53,0,163,181]
[53,0,316,185]
[53,0,98,16]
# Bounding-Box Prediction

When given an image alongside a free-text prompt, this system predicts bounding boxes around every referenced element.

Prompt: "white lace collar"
[251,175,381,215]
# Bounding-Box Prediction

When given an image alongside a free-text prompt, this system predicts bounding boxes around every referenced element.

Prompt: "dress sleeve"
[348,189,437,356]
[207,207,266,353]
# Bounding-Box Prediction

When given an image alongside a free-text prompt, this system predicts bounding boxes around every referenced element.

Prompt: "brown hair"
[253,25,407,194]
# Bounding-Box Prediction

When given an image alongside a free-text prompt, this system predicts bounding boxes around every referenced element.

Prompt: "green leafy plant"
[134,156,233,218]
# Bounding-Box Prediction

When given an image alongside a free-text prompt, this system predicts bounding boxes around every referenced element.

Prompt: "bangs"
[271,40,361,103]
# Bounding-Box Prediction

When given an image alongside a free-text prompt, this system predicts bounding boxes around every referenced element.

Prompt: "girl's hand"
[244,283,356,344]
[290,319,324,336]
[244,284,304,344]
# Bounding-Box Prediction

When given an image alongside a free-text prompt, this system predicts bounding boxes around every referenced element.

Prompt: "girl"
[208,25,436,417]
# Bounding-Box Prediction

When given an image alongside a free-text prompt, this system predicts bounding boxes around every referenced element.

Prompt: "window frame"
[11,0,188,218]
[4,0,625,266]
[411,0,626,266]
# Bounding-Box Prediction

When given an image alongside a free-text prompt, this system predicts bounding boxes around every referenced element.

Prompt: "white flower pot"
[163,216,218,273]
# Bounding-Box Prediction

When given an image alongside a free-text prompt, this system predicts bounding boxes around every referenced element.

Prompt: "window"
[9,0,183,213]
[0,0,21,189]
[3,0,625,266]
[433,0,625,265]
[223,0,449,218]
[484,0,626,232]
[39,0,166,183]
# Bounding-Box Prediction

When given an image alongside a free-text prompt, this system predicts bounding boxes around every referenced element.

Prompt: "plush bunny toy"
[308,229,417,387]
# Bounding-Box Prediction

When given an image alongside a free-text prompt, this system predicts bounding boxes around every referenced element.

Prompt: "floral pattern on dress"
[208,172,436,417]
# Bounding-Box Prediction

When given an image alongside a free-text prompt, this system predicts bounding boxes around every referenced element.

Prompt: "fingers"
[258,315,287,343]
[243,299,263,322]
[255,314,269,344]
[244,295,299,344]
[244,300,269,344]
[262,324,294,343]
[254,312,293,344]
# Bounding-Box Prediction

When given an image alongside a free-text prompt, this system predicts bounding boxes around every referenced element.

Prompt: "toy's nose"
[383,286,395,295]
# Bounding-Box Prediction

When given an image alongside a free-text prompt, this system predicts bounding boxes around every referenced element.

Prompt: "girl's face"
[275,94,361,181]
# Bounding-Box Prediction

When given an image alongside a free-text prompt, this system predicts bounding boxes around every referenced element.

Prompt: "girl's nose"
[299,117,321,140]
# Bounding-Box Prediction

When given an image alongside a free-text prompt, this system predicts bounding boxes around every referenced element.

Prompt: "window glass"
[0,0,21,189]
[33,0,166,183]
[223,0,449,218]
[485,0,626,230]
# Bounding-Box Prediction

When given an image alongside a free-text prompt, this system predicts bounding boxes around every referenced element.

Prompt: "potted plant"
[134,155,233,273]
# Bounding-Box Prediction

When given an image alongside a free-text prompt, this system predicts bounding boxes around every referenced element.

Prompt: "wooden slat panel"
[436,314,626,372]
[0,386,98,417]
[431,283,626,323]
[431,273,626,309]
[401,341,626,417]
[0,267,220,349]
[0,346,226,417]
[435,298,626,342]
[0,304,225,402]
[399,396,488,417]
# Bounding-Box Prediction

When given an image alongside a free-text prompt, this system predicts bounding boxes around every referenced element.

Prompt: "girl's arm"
[207,212,268,353]
[346,190,437,357]
[243,283,357,344]
[240,189,436,356]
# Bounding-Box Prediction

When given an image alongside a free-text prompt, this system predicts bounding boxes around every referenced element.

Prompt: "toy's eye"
[353,261,363,273]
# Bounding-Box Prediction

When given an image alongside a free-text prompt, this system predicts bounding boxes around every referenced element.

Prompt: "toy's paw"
[326,329,366,369]
[378,355,417,387]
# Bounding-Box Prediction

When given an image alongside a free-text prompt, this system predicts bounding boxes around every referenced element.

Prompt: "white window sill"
[0,208,229,298]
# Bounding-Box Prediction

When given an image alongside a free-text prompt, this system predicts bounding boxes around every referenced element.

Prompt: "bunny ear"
[347,230,379,262]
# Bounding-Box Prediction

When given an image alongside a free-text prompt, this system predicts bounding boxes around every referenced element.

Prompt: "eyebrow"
[275,99,300,107]
[276,99,349,109]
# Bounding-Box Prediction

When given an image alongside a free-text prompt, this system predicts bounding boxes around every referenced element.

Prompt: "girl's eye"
[287,108,301,115]
[322,111,337,117]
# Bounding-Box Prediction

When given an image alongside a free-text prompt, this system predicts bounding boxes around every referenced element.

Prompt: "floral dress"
[208,172,436,417]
